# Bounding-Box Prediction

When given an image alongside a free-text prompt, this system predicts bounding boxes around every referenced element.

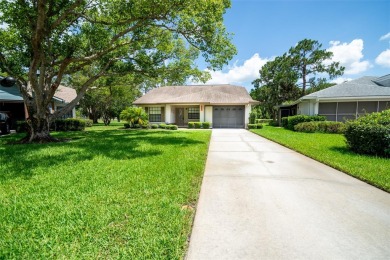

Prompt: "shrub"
[194,122,202,129]
[151,124,158,129]
[84,119,93,127]
[281,117,288,128]
[120,107,148,127]
[294,121,346,134]
[54,119,85,131]
[188,122,195,128]
[286,115,326,130]
[168,125,178,130]
[202,122,211,129]
[255,119,272,124]
[268,120,279,127]
[248,124,257,129]
[344,109,390,157]
[159,123,167,129]
[249,111,258,124]
[124,123,131,129]
[294,122,317,133]
[256,124,263,129]
[317,121,346,134]
[16,121,28,133]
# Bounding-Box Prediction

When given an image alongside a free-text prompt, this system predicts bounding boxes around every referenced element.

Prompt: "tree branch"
[49,0,85,31]
[51,59,113,119]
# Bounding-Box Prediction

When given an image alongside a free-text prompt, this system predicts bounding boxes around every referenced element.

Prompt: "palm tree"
[120,107,148,127]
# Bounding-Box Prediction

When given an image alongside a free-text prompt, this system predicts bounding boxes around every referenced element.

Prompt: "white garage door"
[213,106,245,128]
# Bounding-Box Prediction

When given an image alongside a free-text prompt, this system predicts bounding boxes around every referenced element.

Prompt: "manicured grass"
[252,126,390,192]
[0,125,211,259]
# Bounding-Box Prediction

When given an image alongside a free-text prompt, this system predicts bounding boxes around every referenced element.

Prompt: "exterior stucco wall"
[199,105,205,122]
[244,104,251,126]
[138,103,254,127]
[205,106,213,124]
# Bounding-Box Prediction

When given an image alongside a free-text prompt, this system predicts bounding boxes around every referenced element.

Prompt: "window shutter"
[161,107,165,122]
[144,107,148,113]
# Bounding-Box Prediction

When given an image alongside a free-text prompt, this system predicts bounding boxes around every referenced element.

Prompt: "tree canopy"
[0,0,236,142]
[251,39,344,118]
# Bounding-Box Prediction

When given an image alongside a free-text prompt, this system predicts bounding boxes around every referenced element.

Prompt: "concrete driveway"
[186,129,390,259]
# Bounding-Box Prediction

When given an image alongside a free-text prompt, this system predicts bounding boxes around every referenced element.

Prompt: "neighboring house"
[0,82,26,128]
[51,86,77,119]
[276,74,390,123]
[133,85,259,128]
[0,83,77,128]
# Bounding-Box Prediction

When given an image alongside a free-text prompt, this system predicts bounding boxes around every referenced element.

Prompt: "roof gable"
[133,85,259,105]
[373,74,390,87]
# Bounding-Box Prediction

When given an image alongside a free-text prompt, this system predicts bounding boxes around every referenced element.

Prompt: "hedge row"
[282,115,326,130]
[16,119,86,133]
[248,124,264,129]
[294,121,346,134]
[255,119,272,124]
[344,109,390,157]
[188,122,210,129]
[158,123,178,130]
[54,119,86,131]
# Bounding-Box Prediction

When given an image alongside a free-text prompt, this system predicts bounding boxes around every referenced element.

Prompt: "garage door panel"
[213,106,245,128]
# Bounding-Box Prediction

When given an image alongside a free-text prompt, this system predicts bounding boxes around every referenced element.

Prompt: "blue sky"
[197,0,390,91]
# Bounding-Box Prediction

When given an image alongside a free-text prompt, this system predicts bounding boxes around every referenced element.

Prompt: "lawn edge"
[182,130,212,259]
[250,129,389,193]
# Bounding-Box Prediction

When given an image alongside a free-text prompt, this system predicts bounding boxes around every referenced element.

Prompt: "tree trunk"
[20,116,59,143]
[302,65,307,96]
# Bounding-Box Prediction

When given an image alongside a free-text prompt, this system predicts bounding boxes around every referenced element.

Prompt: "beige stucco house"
[133,84,259,128]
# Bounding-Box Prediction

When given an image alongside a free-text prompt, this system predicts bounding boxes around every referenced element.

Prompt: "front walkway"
[186,129,390,259]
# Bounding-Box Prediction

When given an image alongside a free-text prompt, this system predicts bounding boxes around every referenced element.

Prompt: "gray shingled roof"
[0,85,77,103]
[0,85,23,101]
[302,75,390,99]
[55,86,77,103]
[133,85,259,105]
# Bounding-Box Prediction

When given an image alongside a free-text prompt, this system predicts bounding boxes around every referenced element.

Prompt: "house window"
[149,107,161,122]
[188,107,200,119]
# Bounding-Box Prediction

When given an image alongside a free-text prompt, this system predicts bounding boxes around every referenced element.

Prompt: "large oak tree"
[0,0,236,142]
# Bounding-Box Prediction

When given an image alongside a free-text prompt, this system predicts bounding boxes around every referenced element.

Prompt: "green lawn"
[252,126,390,192]
[0,124,211,259]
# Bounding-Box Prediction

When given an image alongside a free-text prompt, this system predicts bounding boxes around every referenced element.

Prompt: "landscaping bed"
[0,124,211,259]
[251,126,390,192]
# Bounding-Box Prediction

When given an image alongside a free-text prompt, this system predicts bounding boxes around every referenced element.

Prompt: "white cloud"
[375,49,390,68]
[204,53,269,85]
[327,39,372,75]
[331,77,353,84]
[379,32,390,41]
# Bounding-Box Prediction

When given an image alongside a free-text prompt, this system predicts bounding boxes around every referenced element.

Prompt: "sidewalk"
[186,129,390,259]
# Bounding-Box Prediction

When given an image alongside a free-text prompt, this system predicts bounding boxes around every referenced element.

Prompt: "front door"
[176,108,185,126]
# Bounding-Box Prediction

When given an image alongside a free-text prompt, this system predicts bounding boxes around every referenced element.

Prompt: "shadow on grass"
[0,129,205,182]
[328,145,387,159]
[328,145,354,155]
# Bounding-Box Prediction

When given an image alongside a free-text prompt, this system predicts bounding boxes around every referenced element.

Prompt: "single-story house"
[133,84,259,128]
[0,82,77,128]
[276,74,390,123]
